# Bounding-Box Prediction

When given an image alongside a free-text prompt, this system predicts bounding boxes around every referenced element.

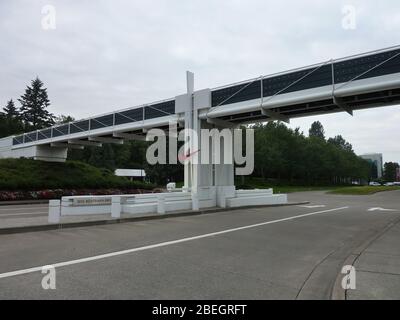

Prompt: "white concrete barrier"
[111,196,122,218]
[55,188,287,220]
[157,194,166,214]
[48,200,61,223]
[192,193,199,211]
[226,189,287,208]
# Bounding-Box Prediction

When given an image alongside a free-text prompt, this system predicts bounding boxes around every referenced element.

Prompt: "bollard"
[111,196,121,218]
[157,194,166,214]
[48,199,61,224]
[192,193,199,211]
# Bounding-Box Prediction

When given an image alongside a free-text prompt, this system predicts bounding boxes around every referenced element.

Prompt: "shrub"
[0,158,155,191]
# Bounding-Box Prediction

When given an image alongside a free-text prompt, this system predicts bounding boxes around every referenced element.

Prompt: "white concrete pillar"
[48,199,61,223]
[111,196,121,218]
[157,194,166,214]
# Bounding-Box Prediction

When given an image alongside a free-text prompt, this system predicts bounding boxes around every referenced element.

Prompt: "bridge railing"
[13,98,176,147]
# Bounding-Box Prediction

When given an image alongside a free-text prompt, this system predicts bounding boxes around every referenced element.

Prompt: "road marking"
[368,207,398,212]
[0,206,349,280]
[299,205,326,209]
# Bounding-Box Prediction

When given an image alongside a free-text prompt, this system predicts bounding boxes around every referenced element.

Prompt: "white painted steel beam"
[88,136,124,144]
[50,142,84,150]
[68,139,102,147]
[113,132,146,141]
[207,118,239,129]
[261,109,290,123]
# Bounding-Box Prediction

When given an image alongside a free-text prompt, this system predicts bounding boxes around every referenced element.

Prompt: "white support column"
[177,72,237,209]
[192,89,215,208]
[213,127,236,207]
[48,199,61,223]
[182,71,195,190]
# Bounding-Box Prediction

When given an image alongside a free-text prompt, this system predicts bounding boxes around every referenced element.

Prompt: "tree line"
[252,121,373,185]
[69,120,376,186]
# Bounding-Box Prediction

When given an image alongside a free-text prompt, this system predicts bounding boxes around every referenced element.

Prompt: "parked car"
[384,182,395,186]
[394,182,400,186]
[369,182,381,186]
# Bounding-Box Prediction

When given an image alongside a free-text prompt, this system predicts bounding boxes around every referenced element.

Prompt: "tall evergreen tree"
[3,99,20,119]
[0,99,24,138]
[18,77,54,130]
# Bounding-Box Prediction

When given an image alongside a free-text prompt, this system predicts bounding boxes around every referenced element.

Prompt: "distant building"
[115,169,146,181]
[360,153,383,179]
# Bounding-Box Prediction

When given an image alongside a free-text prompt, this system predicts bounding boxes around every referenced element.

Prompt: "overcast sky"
[0,0,399,162]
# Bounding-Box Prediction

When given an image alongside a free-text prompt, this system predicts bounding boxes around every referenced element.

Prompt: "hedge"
[0,158,155,191]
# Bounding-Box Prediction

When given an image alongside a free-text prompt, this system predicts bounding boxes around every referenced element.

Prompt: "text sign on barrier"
[72,198,112,206]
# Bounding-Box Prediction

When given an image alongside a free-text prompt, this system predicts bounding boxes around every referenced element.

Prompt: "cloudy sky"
[0,0,399,162]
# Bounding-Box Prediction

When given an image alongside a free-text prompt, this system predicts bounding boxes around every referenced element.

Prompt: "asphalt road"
[0,204,48,218]
[0,190,399,300]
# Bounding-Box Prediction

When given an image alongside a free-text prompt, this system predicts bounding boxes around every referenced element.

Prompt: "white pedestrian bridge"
[2,45,400,217]
[1,46,400,160]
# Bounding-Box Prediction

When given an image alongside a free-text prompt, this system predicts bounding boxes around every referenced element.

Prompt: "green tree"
[328,135,353,152]
[251,122,371,185]
[3,99,20,119]
[0,99,24,138]
[54,115,75,125]
[384,162,399,181]
[309,121,325,140]
[19,77,54,130]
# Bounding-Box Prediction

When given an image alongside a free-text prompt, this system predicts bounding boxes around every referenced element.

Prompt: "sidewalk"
[348,219,400,300]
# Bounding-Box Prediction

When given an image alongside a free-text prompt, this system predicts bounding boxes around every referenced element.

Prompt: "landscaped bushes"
[0,158,156,191]
[0,188,156,201]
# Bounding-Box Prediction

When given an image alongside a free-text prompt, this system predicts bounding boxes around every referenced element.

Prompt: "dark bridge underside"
[218,88,400,123]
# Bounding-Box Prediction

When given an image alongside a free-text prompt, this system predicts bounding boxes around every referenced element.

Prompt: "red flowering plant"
[0,188,157,202]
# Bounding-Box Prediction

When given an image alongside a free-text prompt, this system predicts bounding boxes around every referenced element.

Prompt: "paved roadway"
[0,190,399,299]
[0,203,48,219]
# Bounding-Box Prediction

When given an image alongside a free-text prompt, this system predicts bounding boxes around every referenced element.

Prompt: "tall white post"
[177,72,235,209]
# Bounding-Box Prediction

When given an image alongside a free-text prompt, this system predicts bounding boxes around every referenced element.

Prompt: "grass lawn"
[271,186,336,193]
[328,186,400,195]
[168,179,400,195]
[236,177,400,195]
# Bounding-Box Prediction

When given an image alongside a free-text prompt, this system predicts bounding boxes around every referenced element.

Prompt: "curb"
[331,254,358,300]
[0,201,309,235]
[330,215,400,300]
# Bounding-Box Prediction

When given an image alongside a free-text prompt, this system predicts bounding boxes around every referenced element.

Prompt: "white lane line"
[0,206,349,280]
[0,212,48,218]
[368,207,398,212]
[299,205,326,209]
[0,206,48,211]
